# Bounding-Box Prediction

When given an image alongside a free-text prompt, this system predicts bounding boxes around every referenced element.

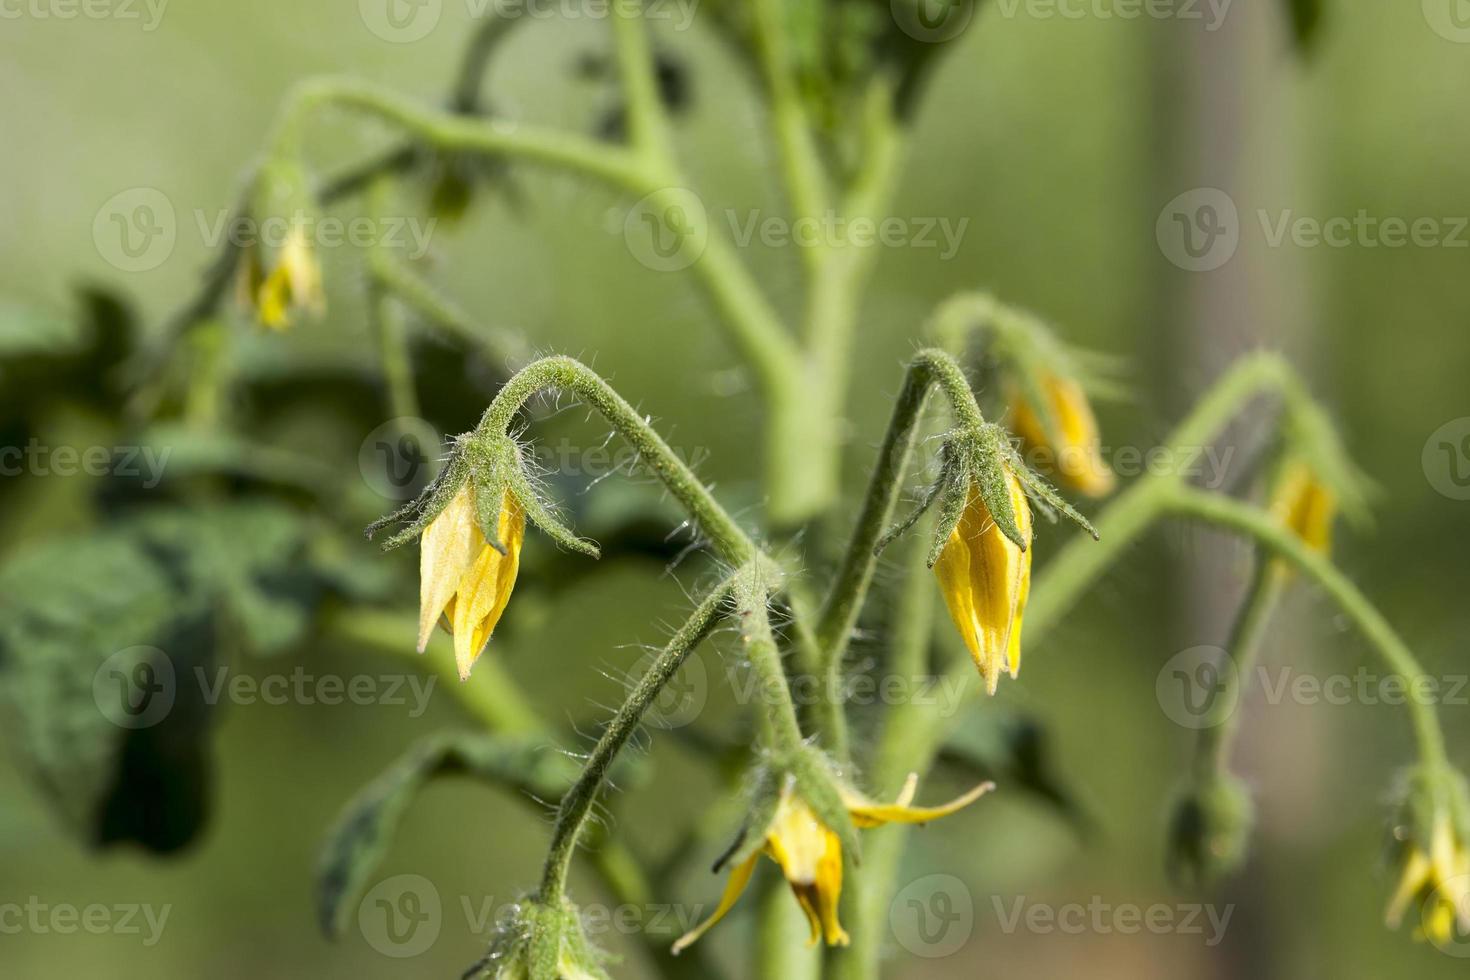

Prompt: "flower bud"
[1166,775,1254,885]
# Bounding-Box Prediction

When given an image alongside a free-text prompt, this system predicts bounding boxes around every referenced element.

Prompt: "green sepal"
[968,425,1030,552]
[925,454,971,569]
[715,766,782,873]
[365,444,469,550]
[1001,438,1099,540]
[503,452,602,559]
[875,445,958,558]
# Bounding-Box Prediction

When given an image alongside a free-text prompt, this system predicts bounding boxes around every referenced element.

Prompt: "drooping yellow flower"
[246,225,324,331]
[672,776,992,954]
[1269,459,1336,555]
[1010,374,1114,498]
[934,471,1033,694]
[418,485,525,680]
[1386,810,1470,946]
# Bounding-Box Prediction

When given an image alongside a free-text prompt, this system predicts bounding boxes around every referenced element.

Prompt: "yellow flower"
[1386,811,1470,946]
[1010,374,1114,498]
[1269,459,1336,555]
[246,225,324,331]
[672,776,992,954]
[934,470,1033,694]
[418,485,526,680]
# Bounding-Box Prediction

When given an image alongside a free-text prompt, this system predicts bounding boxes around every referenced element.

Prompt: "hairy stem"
[538,577,734,902]
[475,356,757,564]
[815,349,985,758]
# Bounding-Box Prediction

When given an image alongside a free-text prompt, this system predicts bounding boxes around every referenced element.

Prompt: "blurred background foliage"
[2,1,1469,977]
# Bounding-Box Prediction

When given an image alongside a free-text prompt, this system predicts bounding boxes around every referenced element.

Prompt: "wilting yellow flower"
[934,471,1033,695]
[1010,374,1114,497]
[242,225,324,331]
[673,776,992,954]
[1269,460,1336,555]
[418,486,526,680]
[1386,810,1470,946]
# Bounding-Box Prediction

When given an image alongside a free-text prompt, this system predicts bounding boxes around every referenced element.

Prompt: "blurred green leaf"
[0,499,373,853]
[316,731,578,938]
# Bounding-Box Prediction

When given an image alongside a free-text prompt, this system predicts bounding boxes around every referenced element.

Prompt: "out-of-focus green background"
[3,1,1469,977]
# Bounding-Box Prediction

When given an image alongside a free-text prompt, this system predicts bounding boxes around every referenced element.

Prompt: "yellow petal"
[935,474,1031,694]
[450,493,525,680]
[670,852,759,955]
[1012,374,1114,497]
[1270,461,1336,556]
[1386,849,1434,928]
[764,790,850,947]
[418,488,483,652]
[847,780,995,829]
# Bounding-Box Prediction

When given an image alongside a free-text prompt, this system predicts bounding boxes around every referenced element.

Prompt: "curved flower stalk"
[673,772,993,954]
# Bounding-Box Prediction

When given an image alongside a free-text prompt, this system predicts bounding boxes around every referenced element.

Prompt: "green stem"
[610,0,675,167]
[370,251,527,365]
[750,0,829,231]
[1192,561,1287,782]
[538,576,734,902]
[474,356,757,565]
[1025,349,1295,642]
[827,529,937,980]
[815,349,985,758]
[1165,488,1449,768]
[273,77,644,188]
[735,565,811,754]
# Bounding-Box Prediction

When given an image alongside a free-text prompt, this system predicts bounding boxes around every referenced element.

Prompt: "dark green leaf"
[316,732,578,938]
